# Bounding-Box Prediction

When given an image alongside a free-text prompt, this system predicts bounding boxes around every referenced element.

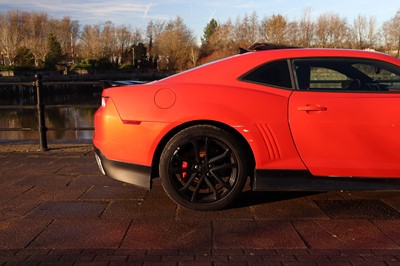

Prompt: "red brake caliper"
[181,161,188,179]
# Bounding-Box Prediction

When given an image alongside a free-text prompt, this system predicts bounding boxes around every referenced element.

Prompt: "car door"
[288,57,400,178]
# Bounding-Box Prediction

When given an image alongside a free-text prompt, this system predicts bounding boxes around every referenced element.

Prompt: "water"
[0,83,102,140]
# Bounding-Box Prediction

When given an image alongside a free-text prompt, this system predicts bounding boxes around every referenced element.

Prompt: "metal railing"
[0,74,99,151]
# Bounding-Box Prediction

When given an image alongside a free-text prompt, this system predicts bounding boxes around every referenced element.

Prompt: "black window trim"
[290,57,400,93]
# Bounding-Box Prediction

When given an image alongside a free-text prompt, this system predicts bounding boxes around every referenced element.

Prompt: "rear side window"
[240,60,292,89]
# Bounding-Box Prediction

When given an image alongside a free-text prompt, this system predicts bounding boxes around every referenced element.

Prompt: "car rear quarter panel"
[106,81,306,170]
[94,95,169,166]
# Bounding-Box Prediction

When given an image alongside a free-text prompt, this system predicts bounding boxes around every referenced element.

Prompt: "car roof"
[157,47,400,86]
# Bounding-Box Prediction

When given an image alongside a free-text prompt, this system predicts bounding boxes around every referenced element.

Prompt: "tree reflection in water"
[0,83,101,140]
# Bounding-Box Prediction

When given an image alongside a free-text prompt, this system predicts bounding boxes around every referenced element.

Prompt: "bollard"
[34,73,49,151]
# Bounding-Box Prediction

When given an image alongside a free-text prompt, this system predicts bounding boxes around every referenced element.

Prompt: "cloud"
[0,0,159,23]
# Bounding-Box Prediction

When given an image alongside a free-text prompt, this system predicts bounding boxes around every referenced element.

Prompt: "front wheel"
[159,125,247,211]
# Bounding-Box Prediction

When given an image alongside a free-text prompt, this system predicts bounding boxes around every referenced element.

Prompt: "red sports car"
[94,45,400,210]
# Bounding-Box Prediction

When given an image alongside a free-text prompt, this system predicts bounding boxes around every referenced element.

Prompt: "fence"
[0,74,101,151]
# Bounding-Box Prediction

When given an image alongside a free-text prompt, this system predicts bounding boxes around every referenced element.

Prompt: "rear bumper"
[94,146,151,189]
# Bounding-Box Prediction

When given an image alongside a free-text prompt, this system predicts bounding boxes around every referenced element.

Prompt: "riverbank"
[0,139,93,153]
[0,70,168,83]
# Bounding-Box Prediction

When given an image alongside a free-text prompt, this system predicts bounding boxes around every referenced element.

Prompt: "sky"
[0,0,399,42]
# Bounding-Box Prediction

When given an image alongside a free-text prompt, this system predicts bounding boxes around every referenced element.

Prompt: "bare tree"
[286,21,300,46]
[154,16,196,72]
[352,15,367,49]
[101,21,117,61]
[260,14,288,45]
[115,25,136,64]
[206,20,237,58]
[189,45,200,68]
[80,24,102,59]
[146,20,165,62]
[382,10,400,57]
[22,12,48,66]
[298,8,314,47]
[315,12,349,48]
[0,10,27,65]
[80,21,120,62]
[52,17,80,63]
[352,15,378,50]
[231,12,259,48]
[131,27,142,45]
[367,16,378,49]
[248,12,260,45]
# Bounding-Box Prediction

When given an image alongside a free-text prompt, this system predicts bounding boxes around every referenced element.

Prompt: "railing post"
[34,73,48,151]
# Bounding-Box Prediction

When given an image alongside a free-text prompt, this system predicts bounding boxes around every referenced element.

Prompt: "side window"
[241,60,292,89]
[293,58,400,92]
[352,63,400,90]
[309,67,347,90]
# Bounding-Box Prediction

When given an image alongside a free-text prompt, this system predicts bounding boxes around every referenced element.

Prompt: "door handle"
[297,105,327,112]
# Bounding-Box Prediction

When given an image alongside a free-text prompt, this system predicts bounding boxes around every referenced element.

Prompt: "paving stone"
[14,182,90,201]
[315,199,400,219]
[381,198,400,213]
[0,249,29,263]
[252,197,329,220]
[176,201,254,221]
[13,173,77,187]
[121,220,212,249]
[26,201,108,219]
[80,183,148,200]
[213,220,306,249]
[372,220,400,247]
[0,219,51,249]
[293,220,400,249]
[71,174,125,187]
[101,197,176,220]
[0,198,41,221]
[28,219,130,249]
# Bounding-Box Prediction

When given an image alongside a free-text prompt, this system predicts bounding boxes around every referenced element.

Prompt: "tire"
[159,125,247,211]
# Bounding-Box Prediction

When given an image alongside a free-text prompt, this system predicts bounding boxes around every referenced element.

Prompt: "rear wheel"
[159,125,247,211]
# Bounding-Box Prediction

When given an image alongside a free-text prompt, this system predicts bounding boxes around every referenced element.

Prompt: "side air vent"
[256,124,281,161]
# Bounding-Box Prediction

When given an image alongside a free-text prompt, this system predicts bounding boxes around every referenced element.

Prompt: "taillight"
[101,96,110,107]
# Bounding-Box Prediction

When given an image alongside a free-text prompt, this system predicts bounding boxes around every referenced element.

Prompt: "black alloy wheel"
[160,125,247,211]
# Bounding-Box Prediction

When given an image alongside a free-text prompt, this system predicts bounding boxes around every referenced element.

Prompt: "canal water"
[0,83,102,140]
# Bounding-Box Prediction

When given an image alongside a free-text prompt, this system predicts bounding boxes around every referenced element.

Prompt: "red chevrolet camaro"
[94,45,400,210]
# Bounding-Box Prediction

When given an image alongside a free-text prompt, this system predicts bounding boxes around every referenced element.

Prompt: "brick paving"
[2,248,400,265]
[1,141,400,265]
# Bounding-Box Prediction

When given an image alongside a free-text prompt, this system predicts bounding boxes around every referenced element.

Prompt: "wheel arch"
[150,120,255,181]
